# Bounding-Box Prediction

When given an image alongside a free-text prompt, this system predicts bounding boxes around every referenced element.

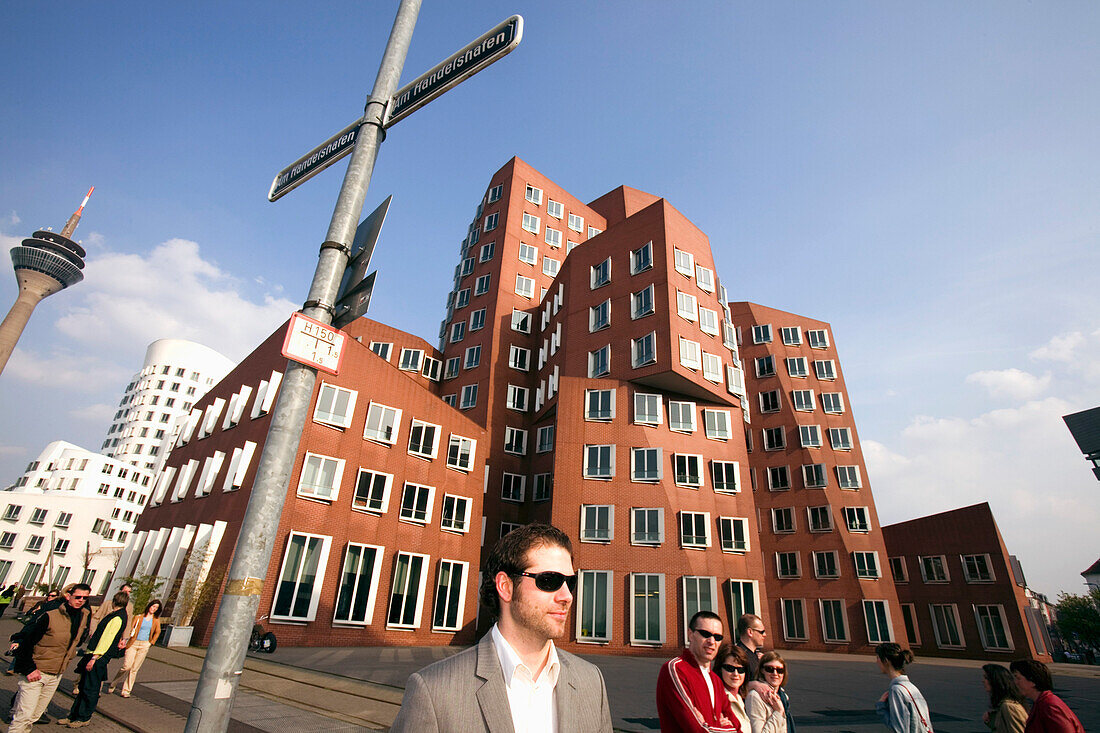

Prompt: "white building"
[101,339,235,473]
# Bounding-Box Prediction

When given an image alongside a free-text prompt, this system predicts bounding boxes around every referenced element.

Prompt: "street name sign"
[268,120,362,202]
[384,15,523,127]
[281,312,347,375]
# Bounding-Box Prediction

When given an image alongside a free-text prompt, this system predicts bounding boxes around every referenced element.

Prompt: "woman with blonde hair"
[746,651,791,733]
[109,599,162,698]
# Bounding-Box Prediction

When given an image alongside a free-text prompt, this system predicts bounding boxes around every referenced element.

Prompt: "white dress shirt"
[491,624,561,733]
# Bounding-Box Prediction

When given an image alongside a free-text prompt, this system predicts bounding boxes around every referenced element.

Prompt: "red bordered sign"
[281,312,346,375]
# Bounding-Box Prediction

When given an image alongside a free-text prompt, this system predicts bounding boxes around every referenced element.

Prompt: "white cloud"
[0,446,26,457]
[1029,331,1084,362]
[4,211,20,227]
[69,403,117,424]
[5,347,130,392]
[965,367,1051,400]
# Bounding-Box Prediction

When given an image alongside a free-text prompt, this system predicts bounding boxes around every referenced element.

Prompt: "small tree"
[122,573,166,616]
[169,540,226,627]
[1055,587,1100,651]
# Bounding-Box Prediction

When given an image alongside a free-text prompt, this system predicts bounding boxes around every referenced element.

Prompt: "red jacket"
[656,649,741,732]
[1025,691,1084,733]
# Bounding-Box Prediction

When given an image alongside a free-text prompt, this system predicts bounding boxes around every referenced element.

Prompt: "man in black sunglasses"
[390,523,613,732]
[656,610,740,732]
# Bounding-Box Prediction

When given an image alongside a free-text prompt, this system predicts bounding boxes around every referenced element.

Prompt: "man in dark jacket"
[7,584,91,733]
[58,591,129,728]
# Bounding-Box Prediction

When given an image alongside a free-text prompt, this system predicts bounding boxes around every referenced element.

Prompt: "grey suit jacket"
[389,632,613,732]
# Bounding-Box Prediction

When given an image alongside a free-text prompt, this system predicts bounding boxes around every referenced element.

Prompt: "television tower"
[0,187,92,375]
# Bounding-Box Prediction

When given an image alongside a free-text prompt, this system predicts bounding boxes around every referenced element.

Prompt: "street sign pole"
[183,1,422,730]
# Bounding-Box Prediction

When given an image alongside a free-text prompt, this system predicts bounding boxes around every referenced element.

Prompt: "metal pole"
[184,2,421,730]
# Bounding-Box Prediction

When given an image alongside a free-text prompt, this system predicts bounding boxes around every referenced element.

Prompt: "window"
[854,552,881,579]
[352,469,392,514]
[799,425,822,448]
[843,506,870,532]
[802,463,827,488]
[632,332,656,367]
[791,389,815,412]
[814,551,840,579]
[536,425,555,453]
[484,212,499,231]
[702,410,731,440]
[631,508,663,545]
[631,573,665,645]
[506,385,529,412]
[782,599,808,641]
[681,576,717,642]
[668,400,696,432]
[487,183,503,203]
[459,384,478,409]
[698,307,719,336]
[442,394,457,407]
[440,494,471,534]
[469,309,485,331]
[673,248,695,276]
[546,199,563,218]
[518,243,538,264]
[399,349,424,372]
[901,604,921,646]
[676,291,698,321]
[588,226,603,238]
[432,559,470,632]
[314,384,357,428]
[759,390,781,413]
[673,454,703,488]
[26,535,44,552]
[718,517,749,553]
[3,505,21,521]
[454,288,471,309]
[820,600,849,642]
[695,265,714,292]
[828,427,853,451]
[504,427,527,455]
[679,511,710,548]
[474,273,491,295]
[752,324,772,344]
[679,338,701,370]
[585,389,615,421]
[568,213,584,232]
[509,345,530,371]
[387,552,429,629]
[632,285,654,318]
[814,360,837,380]
[407,420,440,459]
[821,392,844,414]
[399,482,435,524]
[298,453,344,501]
[634,393,662,425]
[591,258,611,289]
[808,506,833,532]
[0,533,15,549]
[975,605,1013,650]
[580,505,614,542]
[463,345,481,370]
[780,326,802,346]
[755,355,776,377]
[544,227,562,249]
[930,603,963,647]
[920,556,949,583]
[521,212,540,234]
[701,352,723,383]
[763,427,786,451]
[577,570,612,642]
[631,448,663,482]
[584,445,614,479]
[710,461,740,493]
[446,435,476,472]
[786,357,809,378]
[515,274,535,298]
[525,184,543,204]
[890,557,909,584]
[29,508,47,525]
[272,533,331,622]
[533,473,553,501]
[333,543,382,625]
[837,465,862,489]
[808,329,829,349]
[54,512,72,529]
[542,256,560,276]
[631,242,653,273]
[776,552,800,578]
[501,473,526,503]
[511,309,531,333]
[589,299,611,331]
[588,345,610,377]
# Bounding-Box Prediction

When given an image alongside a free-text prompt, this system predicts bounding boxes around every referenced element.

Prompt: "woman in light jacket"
[715,644,751,731]
[875,643,932,733]
[982,664,1026,733]
[745,651,789,733]
[109,599,162,697]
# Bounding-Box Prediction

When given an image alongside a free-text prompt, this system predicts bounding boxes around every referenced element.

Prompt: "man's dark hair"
[736,613,762,637]
[479,523,573,618]
[1010,659,1052,692]
[689,610,722,632]
[111,591,129,609]
[69,583,91,594]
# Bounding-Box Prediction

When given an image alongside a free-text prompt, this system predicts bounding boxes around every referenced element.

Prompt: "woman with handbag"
[108,599,162,698]
[875,643,933,733]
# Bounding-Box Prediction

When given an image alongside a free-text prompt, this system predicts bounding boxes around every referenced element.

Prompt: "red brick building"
[882,503,1051,661]
[122,157,920,656]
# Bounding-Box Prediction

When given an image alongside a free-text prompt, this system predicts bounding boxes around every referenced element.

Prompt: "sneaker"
[67,722,89,729]
[34,714,51,725]
[107,686,115,694]
[120,693,130,698]
[55,718,71,725]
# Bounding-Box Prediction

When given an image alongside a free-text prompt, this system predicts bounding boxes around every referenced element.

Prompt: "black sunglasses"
[721,664,747,674]
[763,665,785,674]
[512,571,578,593]
[692,628,724,642]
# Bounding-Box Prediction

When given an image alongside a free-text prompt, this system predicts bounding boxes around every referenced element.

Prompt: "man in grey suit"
[390,523,614,732]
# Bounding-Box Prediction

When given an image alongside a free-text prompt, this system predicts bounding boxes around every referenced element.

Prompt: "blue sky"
[2,1,1098,598]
